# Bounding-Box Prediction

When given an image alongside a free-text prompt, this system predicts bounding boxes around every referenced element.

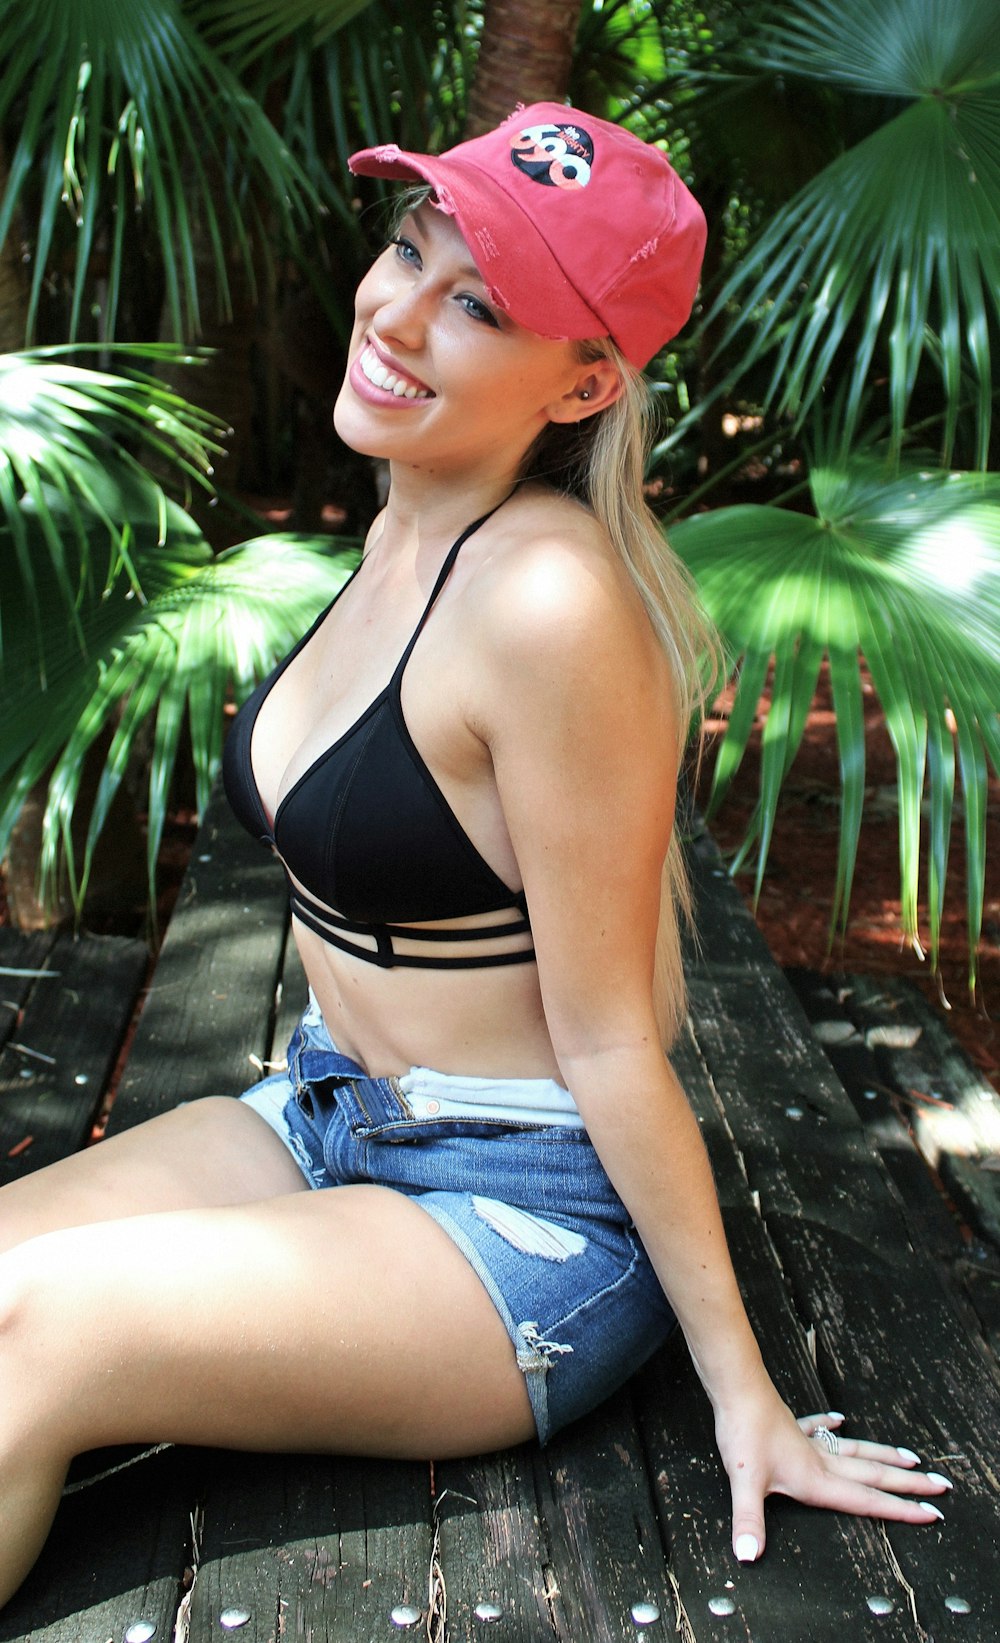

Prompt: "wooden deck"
[1,796,998,1642]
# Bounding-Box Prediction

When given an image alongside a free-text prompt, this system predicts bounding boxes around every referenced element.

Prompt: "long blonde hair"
[522,343,720,1049]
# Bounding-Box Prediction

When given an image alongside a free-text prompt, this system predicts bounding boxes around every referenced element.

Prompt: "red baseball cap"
[348,102,707,368]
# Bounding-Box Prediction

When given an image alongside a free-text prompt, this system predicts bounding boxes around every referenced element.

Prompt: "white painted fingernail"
[826,1411,845,1421]
[926,1472,953,1490]
[896,1447,920,1464]
[734,1534,759,1562]
[919,1501,944,1520]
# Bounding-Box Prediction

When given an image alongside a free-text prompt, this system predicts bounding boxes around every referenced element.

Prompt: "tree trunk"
[466,0,584,135]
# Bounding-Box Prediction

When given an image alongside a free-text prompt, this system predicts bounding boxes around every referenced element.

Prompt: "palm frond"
[0,525,359,916]
[0,0,318,341]
[701,0,1000,466]
[0,346,225,658]
[235,0,479,342]
[197,0,376,65]
[671,457,1000,988]
[277,0,471,233]
[752,0,1000,96]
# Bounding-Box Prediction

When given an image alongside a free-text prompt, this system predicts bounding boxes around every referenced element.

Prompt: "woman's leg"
[0,1097,310,1254]
[0,1182,535,1608]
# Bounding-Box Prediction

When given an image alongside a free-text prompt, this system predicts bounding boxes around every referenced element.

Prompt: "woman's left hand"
[715,1388,953,1562]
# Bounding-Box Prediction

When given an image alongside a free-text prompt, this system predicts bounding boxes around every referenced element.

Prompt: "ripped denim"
[240,995,676,1442]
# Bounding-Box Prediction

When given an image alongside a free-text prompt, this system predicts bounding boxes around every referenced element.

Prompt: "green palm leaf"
[753,0,1000,95]
[1,522,359,916]
[208,1,478,344]
[670,457,1000,991]
[197,0,377,64]
[703,0,1000,466]
[0,346,225,658]
[0,0,317,341]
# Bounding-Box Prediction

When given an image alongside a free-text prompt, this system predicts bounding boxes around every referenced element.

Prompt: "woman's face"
[334,203,594,479]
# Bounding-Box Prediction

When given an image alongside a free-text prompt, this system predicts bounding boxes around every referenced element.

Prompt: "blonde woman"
[0,105,949,1607]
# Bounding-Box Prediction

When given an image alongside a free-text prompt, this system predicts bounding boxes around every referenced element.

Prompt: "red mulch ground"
[697,664,1000,1095]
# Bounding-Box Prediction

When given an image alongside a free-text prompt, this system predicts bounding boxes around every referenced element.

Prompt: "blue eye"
[459,293,500,328]
[389,236,421,266]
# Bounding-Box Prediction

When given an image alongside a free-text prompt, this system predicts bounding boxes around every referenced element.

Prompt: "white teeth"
[359,345,430,399]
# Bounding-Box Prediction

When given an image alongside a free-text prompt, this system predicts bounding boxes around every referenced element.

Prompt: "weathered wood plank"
[0,930,58,1053]
[533,1395,674,1643]
[785,970,968,1261]
[436,1397,675,1643]
[687,970,1000,1641]
[687,971,929,1249]
[837,973,1000,1252]
[2,802,995,1643]
[629,1024,927,1643]
[682,825,778,978]
[272,941,309,1069]
[0,931,147,1176]
[766,1209,999,1640]
[109,785,290,1127]
[426,1443,554,1638]
[787,968,1000,1357]
[186,1449,433,1642]
[0,1446,198,1643]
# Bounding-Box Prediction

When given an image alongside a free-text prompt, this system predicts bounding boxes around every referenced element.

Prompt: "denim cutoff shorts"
[240,993,675,1443]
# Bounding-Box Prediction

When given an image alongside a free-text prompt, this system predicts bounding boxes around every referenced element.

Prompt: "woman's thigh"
[4,1184,535,1459]
[0,1098,309,1255]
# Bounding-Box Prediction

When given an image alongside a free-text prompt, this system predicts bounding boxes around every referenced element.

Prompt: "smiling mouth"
[359,344,433,399]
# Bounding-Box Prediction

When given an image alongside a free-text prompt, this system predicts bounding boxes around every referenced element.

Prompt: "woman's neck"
[374,464,521,559]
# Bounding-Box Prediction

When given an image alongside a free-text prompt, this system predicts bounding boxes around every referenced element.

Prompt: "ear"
[545,357,624,425]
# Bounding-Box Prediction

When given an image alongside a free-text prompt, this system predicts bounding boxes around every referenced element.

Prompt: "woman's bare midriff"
[294,916,562,1081]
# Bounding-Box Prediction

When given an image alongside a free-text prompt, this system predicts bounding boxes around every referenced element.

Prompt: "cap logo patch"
[510,123,593,191]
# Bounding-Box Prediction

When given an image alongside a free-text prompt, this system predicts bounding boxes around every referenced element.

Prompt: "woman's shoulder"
[494,483,612,568]
[470,485,654,663]
[460,484,675,764]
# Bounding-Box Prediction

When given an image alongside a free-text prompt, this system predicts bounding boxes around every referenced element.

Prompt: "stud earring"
[580,390,591,400]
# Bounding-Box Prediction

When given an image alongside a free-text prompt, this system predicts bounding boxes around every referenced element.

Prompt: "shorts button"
[425,1099,441,1115]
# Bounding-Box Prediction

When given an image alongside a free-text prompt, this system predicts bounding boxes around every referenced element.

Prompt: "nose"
[371,273,429,353]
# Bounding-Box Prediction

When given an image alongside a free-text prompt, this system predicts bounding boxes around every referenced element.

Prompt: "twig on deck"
[9,1042,56,1065]
[426,1498,447,1643]
[62,1442,174,1495]
[879,1525,929,1642]
[666,1566,698,1643]
[426,1489,477,1642]
[173,1503,204,1643]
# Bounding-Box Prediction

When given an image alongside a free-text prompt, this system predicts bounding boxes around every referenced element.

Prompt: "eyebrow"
[408,205,488,286]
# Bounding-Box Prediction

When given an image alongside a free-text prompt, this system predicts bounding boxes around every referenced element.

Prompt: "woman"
[0,104,949,1607]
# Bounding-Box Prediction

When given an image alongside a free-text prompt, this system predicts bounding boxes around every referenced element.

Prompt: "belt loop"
[287,1023,305,1097]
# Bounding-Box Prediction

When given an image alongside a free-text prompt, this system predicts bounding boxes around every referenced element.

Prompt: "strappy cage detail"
[289,885,535,970]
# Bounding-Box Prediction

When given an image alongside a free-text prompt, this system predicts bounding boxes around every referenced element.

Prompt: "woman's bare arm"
[474,521,951,1558]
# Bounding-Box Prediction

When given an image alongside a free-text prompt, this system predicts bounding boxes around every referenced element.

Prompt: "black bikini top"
[222,504,535,970]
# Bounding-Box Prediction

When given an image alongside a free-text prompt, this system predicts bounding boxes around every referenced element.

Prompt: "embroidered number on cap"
[510,123,593,190]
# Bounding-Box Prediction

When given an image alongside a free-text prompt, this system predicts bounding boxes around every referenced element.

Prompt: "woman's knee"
[0,1234,86,1412]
